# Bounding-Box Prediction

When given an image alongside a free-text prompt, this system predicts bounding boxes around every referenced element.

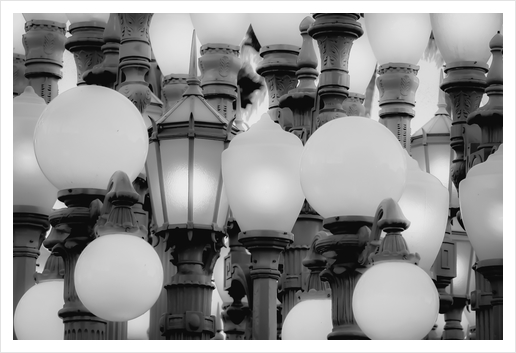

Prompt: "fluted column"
[308,13,363,130]
[199,44,241,121]
[117,13,153,114]
[23,19,66,102]
[43,190,108,340]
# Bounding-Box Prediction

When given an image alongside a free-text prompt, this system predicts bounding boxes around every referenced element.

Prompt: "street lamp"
[222,113,305,339]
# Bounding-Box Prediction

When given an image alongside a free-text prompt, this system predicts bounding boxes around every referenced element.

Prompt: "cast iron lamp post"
[33,84,149,339]
[191,13,251,124]
[365,13,432,152]
[250,13,307,128]
[299,116,407,339]
[13,13,29,96]
[145,32,235,340]
[221,114,306,340]
[65,13,108,86]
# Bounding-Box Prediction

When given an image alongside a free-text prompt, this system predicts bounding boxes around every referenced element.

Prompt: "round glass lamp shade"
[23,13,67,23]
[213,244,232,304]
[430,14,502,65]
[33,85,148,191]
[74,234,163,322]
[300,117,407,219]
[365,13,432,65]
[459,145,503,261]
[14,280,64,340]
[353,262,439,340]
[190,13,251,46]
[282,297,332,340]
[250,13,309,47]
[66,13,109,24]
[14,87,58,215]
[397,152,449,273]
[348,18,377,95]
[14,13,26,54]
[149,13,201,76]
[222,114,305,233]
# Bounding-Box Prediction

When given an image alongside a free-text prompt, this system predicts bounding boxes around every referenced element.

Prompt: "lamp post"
[300,117,407,339]
[250,13,307,128]
[33,84,149,339]
[222,114,306,339]
[13,87,58,339]
[14,13,29,96]
[22,13,67,102]
[190,13,251,122]
[309,13,363,129]
[65,13,108,86]
[145,33,234,340]
[277,15,323,321]
[365,13,432,151]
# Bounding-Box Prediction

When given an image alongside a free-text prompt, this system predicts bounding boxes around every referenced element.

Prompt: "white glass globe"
[365,13,432,65]
[213,244,232,304]
[397,152,449,272]
[250,13,309,47]
[348,18,377,95]
[14,280,64,340]
[23,13,68,23]
[459,145,503,261]
[33,85,148,191]
[190,13,251,46]
[150,13,201,76]
[14,87,58,215]
[353,262,439,339]
[75,234,164,322]
[282,296,332,340]
[430,14,502,65]
[66,13,109,24]
[300,117,407,218]
[222,114,305,233]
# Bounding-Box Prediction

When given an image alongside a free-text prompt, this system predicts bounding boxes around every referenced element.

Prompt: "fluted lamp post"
[65,13,109,86]
[250,13,308,128]
[222,114,306,340]
[365,13,432,152]
[145,32,235,340]
[33,84,149,339]
[13,13,29,96]
[22,13,67,103]
[299,117,407,339]
[191,13,251,124]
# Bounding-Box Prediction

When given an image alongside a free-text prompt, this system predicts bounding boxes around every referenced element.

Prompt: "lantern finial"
[183,30,203,97]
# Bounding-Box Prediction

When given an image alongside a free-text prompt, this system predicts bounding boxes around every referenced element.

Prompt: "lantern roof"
[155,30,229,129]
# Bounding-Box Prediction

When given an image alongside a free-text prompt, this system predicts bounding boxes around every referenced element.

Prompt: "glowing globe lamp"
[23,13,67,23]
[33,85,148,191]
[430,14,502,65]
[365,13,431,65]
[190,13,251,46]
[14,86,58,216]
[353,262,439,339]
[282,295,332,340]
[74,234,163,322]
[397,151,449,273]
[150,14,200,76]
[300,117,407,218]
[250,13,309,47]
[222,114,305,233]
[14,280,64,340]
[66,13,109,24]
[459,145,503,261]
[348,17,377,95]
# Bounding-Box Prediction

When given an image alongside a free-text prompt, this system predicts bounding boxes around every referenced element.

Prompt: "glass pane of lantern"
[160,139,189,225]
[428,143,452,189]
[450,238,474,297]
[146,142,165,229]
[216,183,230,229]
[192,139,225,226]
